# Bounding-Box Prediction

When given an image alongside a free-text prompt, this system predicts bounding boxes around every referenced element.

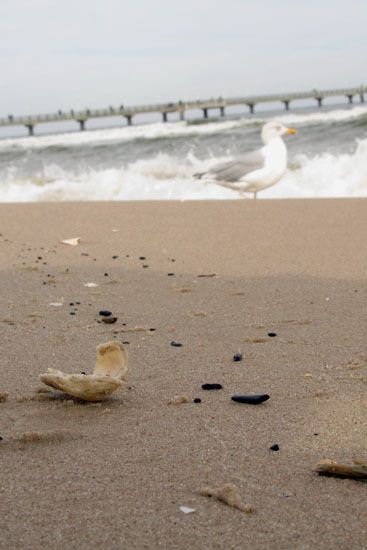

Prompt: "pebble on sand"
[202,383,222,390]
[231,394,270,404]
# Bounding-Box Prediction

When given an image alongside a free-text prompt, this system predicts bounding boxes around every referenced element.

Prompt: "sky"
[1,0,366,116]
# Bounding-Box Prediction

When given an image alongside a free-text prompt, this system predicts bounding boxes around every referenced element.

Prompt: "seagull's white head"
[261,121,297,144]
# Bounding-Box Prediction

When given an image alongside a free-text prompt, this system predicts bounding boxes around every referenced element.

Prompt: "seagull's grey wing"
[206,149,265,182]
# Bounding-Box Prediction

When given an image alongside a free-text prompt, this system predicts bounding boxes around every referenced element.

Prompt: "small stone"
[139,256,146,260]
[69,302,74,306]
[102,316,118,324]
[104,273,109,277]
[70,312,76,315]
[202,383,222,390]
[142,265,149,268]
[171,341,183,347]
[268,332,277,337]
[167,273,175,276]
[231,394,269,404]
[112,255,118,259]
[270,444,280,451]
[99,310,112,317]
[233,353,243,362]
[193,398,201,403]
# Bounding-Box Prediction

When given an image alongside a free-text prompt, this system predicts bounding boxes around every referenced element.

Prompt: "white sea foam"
[0,104,366,152]
[1,140,366,202]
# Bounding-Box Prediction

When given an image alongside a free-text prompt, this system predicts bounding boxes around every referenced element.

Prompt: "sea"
[0,103,366,201]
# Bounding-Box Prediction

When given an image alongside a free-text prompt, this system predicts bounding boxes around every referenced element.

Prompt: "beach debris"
[193,398,202,403]
[112,326,155,334]
[175,287,193,293]
[61,237,80,246]
[190,311,207,317]
[84,282,98,288]
[112,255,118,259]
[102,316,118,324]
[99,310,112,317]
[198,273,217,278]
[244,337,268,344]
[39,341,128,402]
[180,506,196,514]
[48,302,63,307]
[167,273,175,276]
[315,458,367,480]
[270,444,280,451]
[268,332,277,337]
[233,353,243,362]
[171,341,183,347]
[199,483,254,514]
[231,394,270,404]
[202,383,222,390]
[168,394,190,405]
[0,392,9,403]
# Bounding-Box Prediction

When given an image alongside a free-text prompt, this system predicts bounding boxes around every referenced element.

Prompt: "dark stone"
[167,273,175,276]
[193,398,202,403]
[70,312,76,315]
[268,332,277,337]
[202,383,222,390]
[104,273,109,276]
[231,394,269,404]
[170,341,183,347]
[233,353,243,362]
[76,301,80,305]
[102,316,118,324]
[99,310,112,317]
[81,372,86,375]
[142,265,149,268]
[69,302,74,306]
[112,255,118,259]
[139,256,146,260]
[270,444,280,451]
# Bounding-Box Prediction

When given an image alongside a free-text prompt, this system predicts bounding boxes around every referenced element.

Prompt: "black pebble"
[0,436,3,441]
[102,316,117,324]
[69,302,74,306]
[233,353,243,362]
[112,255,118,259]
[76,301,80,305]
[99,310,112,317]
[202,383,222,390]
[142,265,149,268]
[268,332,277,337]
[193,398,201,403]
[104,273,109,276]
[167,273,175,276]
[81,372,86,375]
[70,312,76,315]
[170,341,183,347]
[231,394,270,404]
[270,444,280,451]
[139,256,146,260]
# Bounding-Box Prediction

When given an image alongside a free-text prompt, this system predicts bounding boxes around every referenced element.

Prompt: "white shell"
[39,342,128,402]
[61,237,80,246]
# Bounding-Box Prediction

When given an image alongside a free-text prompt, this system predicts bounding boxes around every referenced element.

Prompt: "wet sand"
[0,199,366,549]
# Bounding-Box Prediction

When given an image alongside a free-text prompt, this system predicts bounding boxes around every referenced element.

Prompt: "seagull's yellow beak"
[285,127,297,135]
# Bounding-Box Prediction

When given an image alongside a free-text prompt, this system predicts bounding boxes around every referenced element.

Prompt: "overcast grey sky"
[1,0,366,115]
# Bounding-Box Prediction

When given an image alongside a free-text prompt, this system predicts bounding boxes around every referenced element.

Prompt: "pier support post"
[77,119,86,131]
[179,110,185,121]
[360,93,365,103]
[316,97,323,107]
[346,95,353,104]
[220,106,225,117]
[25,124,34,136]
[125,115,133,126]
[203,108,208,119]
[162,112,168,122]
[283,100,290,111]
[247,103,255,114]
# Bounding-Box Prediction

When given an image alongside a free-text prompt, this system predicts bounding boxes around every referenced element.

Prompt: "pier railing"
[1,85,366,135]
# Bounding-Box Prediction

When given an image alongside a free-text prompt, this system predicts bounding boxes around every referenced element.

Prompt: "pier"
[1,85,366,136]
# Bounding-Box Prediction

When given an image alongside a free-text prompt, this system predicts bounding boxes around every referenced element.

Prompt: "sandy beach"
[0,199,366,549]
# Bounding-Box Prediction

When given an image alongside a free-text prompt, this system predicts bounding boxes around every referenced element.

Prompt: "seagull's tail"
[193,171,206,179]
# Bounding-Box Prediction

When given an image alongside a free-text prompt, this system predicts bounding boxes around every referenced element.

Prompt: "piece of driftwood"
[315,459,367,480]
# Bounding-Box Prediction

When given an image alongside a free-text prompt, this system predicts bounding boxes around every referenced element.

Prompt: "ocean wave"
[1,140,366,201]
[0,104,367,153]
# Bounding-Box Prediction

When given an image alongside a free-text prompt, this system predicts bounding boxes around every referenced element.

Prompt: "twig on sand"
[315,459,367,480]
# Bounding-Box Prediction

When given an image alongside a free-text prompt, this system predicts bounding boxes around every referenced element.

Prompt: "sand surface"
[0,199,366,549]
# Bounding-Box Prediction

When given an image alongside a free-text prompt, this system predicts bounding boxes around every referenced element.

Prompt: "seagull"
[194,121,297,198]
